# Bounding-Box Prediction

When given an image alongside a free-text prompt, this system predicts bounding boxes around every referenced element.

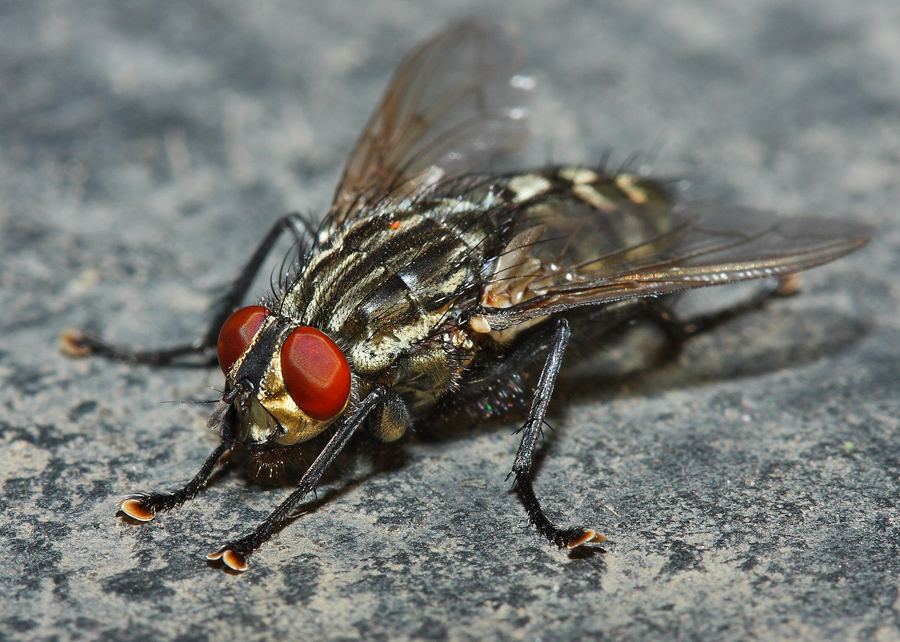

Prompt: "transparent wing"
[328,21,531,230]
[474,173,873,330]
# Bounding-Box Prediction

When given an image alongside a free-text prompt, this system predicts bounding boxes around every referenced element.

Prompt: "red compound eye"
[281,327,351,420]
[217,305,269,374]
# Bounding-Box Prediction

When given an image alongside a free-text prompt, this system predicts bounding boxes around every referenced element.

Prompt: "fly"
[62,22,872,572]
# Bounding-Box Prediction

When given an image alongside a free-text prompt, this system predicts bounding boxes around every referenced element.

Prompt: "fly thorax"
[291,206,483,375]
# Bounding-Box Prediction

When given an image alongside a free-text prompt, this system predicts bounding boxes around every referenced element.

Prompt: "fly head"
[212,306,353,447]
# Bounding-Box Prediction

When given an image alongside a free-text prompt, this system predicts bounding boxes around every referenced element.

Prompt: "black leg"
[199,213,316,350]
[207,386,394,572]
[61,212,317,366]
[119,404,238,521]
[646,276,790,343]
[511,318,605,549]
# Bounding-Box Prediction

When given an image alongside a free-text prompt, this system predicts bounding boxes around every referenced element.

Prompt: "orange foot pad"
[59,329,91,357]
[207,547,249,572]
[567,530,606,549]
[119,498,155,522]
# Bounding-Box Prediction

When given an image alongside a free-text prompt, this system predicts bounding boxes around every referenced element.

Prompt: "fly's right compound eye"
[217,305,269,374]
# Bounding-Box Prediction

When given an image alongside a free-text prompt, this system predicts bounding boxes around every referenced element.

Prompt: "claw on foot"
[119,498,156,522]
[776,273,802,296]
[566,529,605,549]
[207,547,249,572]
[60,328,92,357]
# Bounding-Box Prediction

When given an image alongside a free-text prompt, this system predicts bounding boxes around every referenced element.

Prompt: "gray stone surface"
[2,1,899,641]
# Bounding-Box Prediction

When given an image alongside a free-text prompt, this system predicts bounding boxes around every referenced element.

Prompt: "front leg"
[61,212,317,366]
[511,318,605,549]
[207,386,396,572]
[118,400,239,521]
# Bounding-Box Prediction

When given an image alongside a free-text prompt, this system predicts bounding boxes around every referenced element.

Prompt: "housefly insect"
[63,22,871,572]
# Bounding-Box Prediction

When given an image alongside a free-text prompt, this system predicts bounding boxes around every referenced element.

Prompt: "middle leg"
[508,318,604,549]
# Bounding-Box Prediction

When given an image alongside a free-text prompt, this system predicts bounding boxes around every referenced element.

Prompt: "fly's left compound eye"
[281,327,351,420]
[217,305,269,374]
